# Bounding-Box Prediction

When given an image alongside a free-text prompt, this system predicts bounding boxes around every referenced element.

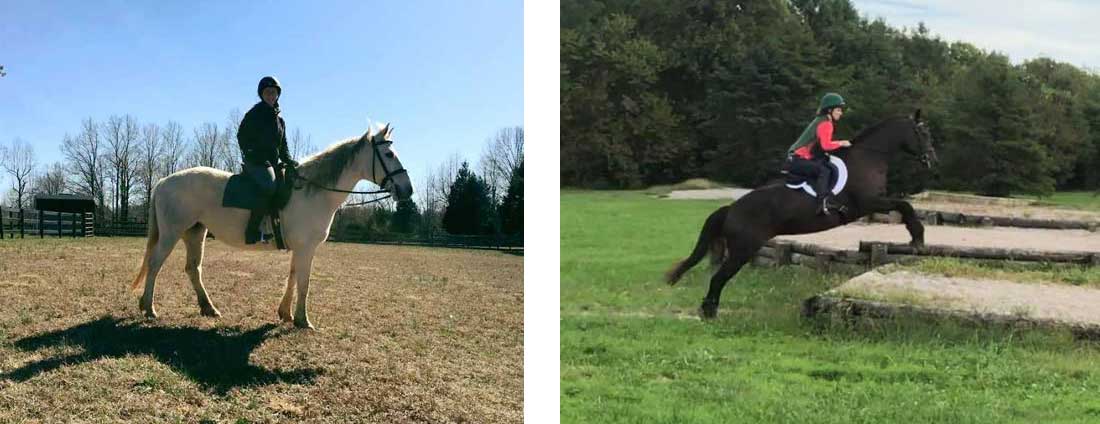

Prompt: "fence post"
[57,212,63,238]
[19,209,25,239]
[71,212,77,238]
[870,243,888,268]
[81,213,87,237]
[38,210,44,238]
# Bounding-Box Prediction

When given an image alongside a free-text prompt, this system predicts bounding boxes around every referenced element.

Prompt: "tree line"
[332,126,524,240]
[0,113,522,239]
[561,0,1100,197]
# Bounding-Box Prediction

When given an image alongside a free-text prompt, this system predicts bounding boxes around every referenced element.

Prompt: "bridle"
[291,137,408,206]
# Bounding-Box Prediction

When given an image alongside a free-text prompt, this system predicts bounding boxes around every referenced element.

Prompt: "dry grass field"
[0,237,523,423]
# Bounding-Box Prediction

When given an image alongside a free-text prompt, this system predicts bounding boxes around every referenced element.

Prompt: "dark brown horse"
[666,110,938,319]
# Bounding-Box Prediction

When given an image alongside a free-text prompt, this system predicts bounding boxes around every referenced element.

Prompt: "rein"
[287,137,407,206]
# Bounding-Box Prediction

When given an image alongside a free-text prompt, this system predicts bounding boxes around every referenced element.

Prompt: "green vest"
[787,116,827,155]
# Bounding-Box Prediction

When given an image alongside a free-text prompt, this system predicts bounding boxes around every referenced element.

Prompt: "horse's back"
[152,167,234,221]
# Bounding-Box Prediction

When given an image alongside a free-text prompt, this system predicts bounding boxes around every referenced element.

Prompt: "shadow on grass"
[2,316,320,394]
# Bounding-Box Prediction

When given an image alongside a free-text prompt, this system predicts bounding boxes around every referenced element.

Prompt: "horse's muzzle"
[393,182,414,201]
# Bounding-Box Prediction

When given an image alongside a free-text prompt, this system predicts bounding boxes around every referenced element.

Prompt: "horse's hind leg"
[183,224,220,317]
[140,232,183,319]
[699,238,764,320]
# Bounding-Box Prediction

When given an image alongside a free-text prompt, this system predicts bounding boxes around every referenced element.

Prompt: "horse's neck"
[320,166,367,210]
[853,120,905,156]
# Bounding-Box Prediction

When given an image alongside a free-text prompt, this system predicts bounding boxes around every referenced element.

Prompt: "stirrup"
[245,230,274,245]
[823,197,847,215]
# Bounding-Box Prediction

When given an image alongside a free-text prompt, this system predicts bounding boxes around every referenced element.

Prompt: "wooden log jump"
[857,241,1099,265]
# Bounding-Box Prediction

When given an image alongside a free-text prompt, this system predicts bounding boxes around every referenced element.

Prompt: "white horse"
[130,123,412,329]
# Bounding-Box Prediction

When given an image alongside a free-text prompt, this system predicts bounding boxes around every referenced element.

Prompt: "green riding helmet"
[818,92,846,113]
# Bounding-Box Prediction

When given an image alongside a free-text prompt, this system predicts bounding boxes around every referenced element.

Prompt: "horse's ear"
[385,124,394,140]
[913,108,923,123]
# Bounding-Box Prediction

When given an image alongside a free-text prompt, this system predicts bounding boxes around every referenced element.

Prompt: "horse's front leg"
[291,247,318,329]
[864,196,925,247]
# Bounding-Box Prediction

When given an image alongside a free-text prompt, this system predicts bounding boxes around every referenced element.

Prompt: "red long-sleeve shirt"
[793,120,843,160]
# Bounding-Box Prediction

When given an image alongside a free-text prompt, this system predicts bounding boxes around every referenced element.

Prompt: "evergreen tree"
[500,161,523,235]
[559,0,1100,193]
[941,53,1054,197]
[442,162,494,235]
[391,199,421,234]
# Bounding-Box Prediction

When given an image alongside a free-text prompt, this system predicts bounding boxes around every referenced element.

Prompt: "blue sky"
[851,0,1099,69]
[0,0,522,198]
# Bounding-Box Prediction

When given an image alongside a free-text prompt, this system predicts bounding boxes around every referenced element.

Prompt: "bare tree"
[33,162,68,195]
[1,138,36,209]
[423,152,464,214]
[62,118,106,221]
[477,126,524,202]
[160,120,187,178]
[218,109,244,172]
[104,115,141,221]
[289,127,318,160]
[138,122,162,218]
[189,122,221,168]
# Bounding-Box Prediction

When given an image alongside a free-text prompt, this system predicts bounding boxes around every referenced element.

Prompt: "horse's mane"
[296,134,369,193]
[851,116,911,144]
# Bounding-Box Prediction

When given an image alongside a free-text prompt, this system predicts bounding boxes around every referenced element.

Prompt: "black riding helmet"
[257,76,281,98]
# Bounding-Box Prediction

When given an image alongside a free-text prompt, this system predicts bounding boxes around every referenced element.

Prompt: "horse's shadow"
[2,316,320,395]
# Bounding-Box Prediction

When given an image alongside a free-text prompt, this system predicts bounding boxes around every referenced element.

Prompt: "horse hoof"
[143,309,158,319]
[294,319,316,330]
[278,310,294,323]
[698,304,718,321]
[909,240,925,248]
[201,307,222,318]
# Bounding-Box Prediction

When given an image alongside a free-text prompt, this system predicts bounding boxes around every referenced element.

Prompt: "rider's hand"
[839,140,852,147]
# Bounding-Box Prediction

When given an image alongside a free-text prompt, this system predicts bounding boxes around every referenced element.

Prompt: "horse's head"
[904,109,938,168]
[359,123,413,201]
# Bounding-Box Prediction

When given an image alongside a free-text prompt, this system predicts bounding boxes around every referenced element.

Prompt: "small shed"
[34,194,97,213]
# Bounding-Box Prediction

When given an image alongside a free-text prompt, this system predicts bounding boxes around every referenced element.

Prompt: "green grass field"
[561,190,1100,423]
[1030,191,1100,211]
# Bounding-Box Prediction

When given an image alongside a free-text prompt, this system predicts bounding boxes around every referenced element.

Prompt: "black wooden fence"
[0,207,522,251]
[0,207,94,238]
[328,230,523,252]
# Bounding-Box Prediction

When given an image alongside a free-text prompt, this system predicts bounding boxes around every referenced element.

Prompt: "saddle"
[784,155,848,198]
[221,165,296,249]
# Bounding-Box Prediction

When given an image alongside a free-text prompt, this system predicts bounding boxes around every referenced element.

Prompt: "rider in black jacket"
[238,76,298,244]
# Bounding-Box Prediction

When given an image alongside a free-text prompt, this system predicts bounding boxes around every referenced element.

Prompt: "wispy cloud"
[852,0,1100,69]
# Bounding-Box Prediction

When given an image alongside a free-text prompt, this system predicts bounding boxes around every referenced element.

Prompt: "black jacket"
[238,101,292,167]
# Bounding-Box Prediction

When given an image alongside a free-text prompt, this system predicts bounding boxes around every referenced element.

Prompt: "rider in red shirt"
[786,93,852,215]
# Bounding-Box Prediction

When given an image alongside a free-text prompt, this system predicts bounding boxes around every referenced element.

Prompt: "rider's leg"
[244,163,277,244]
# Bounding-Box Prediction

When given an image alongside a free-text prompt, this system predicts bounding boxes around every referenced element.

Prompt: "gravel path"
[833,270,1100,328]
[777,223,1100,252]
[665,188,1100,222]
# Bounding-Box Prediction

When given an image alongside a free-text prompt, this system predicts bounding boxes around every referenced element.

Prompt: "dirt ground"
[0,238,523,423]
[665,188,1100,222]
[777,223,1100,252]
[911,201,1100,222]
[832,270,1100,328]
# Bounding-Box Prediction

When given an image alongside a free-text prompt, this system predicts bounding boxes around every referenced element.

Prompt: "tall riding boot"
[245,206,267,244]
[815,172,832,215]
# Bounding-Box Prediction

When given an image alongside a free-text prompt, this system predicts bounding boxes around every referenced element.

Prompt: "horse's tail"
[131,189,159,291]
[665,205,729,286]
